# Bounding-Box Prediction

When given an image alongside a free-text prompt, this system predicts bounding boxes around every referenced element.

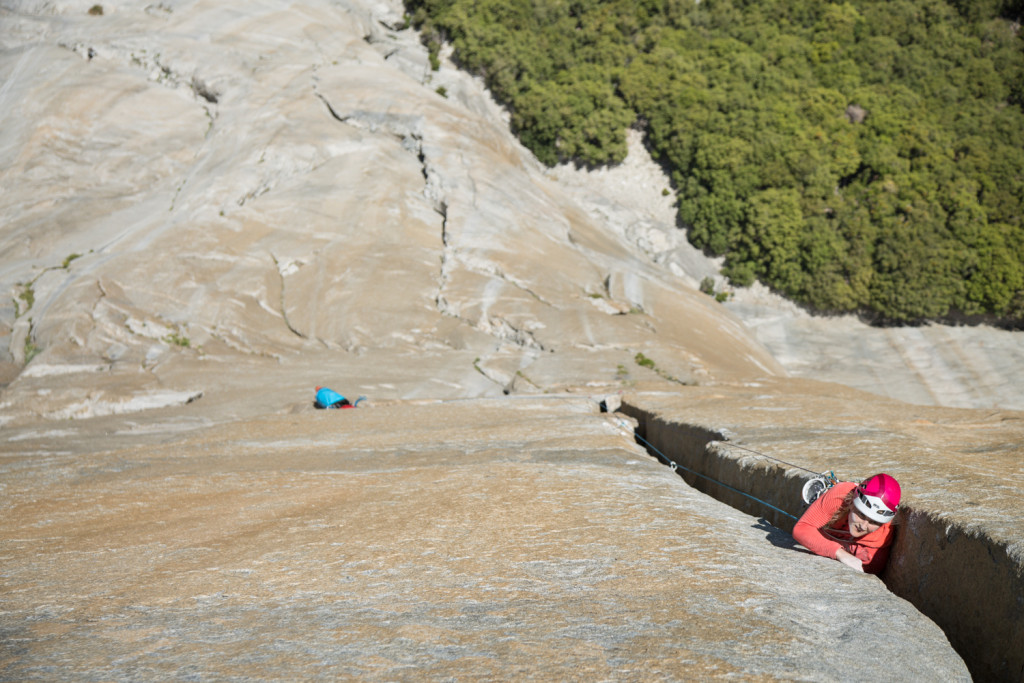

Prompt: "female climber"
[792,473,901,575]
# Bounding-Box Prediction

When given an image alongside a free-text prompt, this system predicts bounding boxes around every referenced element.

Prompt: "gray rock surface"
[0,0,781,427]
[0,0,1016,680]
[0,398,969,680]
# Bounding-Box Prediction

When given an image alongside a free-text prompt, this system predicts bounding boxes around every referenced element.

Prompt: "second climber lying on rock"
[314,386,366,410]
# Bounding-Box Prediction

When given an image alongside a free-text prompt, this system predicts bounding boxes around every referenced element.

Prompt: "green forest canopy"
[406,0,1024,325]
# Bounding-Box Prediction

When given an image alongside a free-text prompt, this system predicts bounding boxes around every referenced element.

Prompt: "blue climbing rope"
[618,419,800,522]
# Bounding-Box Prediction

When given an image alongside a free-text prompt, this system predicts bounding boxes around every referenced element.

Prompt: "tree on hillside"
[407,0,1024,326]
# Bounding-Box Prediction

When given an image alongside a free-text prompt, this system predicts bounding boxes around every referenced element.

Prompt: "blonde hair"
[825,489,857,529]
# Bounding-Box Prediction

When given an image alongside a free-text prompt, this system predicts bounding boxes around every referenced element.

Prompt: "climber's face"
[847,508,882,538]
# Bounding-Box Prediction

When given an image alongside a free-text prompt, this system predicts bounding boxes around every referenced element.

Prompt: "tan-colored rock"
[0,398,968,680]
[0,1,1017,680]
[0,0,781,428]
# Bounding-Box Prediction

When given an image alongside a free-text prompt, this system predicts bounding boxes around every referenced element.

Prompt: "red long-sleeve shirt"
[792,481,894,575]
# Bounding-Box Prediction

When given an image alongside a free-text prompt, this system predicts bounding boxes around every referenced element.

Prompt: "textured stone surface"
[0,0,1017,680]
[0,0,781,427]
[0,399,968,680]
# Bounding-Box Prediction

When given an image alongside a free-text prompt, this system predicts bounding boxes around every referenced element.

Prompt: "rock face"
[0,398,969,680]
[0,0,782,428]
[0,0,1018,680]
